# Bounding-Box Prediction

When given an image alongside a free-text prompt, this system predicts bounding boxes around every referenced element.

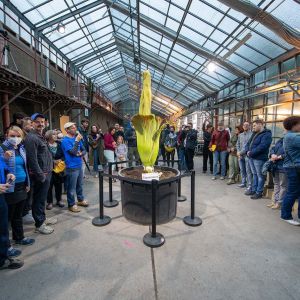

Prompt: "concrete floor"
[1,157,300,300]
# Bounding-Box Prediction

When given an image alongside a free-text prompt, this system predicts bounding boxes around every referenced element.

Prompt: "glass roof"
[7,0,300,116]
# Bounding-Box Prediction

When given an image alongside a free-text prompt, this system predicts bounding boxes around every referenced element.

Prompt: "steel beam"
[36,0,105,32]
[115,37,215,95]
[72,42,116,64]
[104,0,250,78]
[0,87,29,111]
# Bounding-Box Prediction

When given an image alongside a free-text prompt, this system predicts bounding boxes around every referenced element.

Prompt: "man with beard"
[24,113,55,234]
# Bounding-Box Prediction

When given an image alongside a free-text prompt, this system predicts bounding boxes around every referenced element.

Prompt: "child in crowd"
[115,136,127,170]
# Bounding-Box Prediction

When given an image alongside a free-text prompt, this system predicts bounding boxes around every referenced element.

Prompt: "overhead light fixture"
[207,61,217,73]
[57,23,65,34]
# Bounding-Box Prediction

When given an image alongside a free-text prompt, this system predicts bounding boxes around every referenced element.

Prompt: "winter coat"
[0,141,30,192]
[228,134,238,156]
[185,129,198,150]
[209,129,230,152]
[269,138,285,172]
[164,132,177,149]
[283,131,300,168]
[104,133,116,151]
[236,130,252,156]
[23,130,53,181]
[177,130,186,150]
[78,126,89,153]
[88,133,106,165]
[245,129,272,161]
[124,127,137,148]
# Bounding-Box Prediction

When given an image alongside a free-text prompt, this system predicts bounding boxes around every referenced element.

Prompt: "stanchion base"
[178,195,187,202]
[183,216,202,227]
[103,200,119,208]
[143,232,165,248]
[92,216,111,226]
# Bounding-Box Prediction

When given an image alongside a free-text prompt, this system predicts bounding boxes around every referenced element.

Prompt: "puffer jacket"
[245,129,272,161]
[283,131,300,168]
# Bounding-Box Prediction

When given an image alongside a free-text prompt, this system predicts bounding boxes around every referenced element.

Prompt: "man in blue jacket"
[245,119,272,199]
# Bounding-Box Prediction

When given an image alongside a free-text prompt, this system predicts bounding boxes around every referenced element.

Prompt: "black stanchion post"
[177,159,187,202]
[92,170,111,226]
[104,162,119,208]
[183,170,202,226]
[143,180,165,248]
[177,177,187,202]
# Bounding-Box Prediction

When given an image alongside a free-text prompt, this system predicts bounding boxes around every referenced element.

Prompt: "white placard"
[142,172,160,181]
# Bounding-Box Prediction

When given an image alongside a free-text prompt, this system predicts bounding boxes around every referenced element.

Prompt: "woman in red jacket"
[104,127,117,171]
[209,121,230,180]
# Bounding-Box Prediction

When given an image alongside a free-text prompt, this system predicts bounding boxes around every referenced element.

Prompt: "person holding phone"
[61,122,89,213]
[0,126,34,258]
[0,154,24,270]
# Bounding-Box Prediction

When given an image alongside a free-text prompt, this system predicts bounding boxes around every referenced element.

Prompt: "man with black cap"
[23,113,55,234]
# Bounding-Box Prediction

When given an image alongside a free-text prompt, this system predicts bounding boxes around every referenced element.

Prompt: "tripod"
[0,32,19,73]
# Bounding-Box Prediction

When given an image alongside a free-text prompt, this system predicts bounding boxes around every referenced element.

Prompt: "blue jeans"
[238,157,247,185]
[92,149,99,172]
[213,151,227,177]
[249,159,266,194]
[245,157,253,189]
[178,148,186,171]
[66,168,84,207]
[281,168,300,220]
[0,195,9,266]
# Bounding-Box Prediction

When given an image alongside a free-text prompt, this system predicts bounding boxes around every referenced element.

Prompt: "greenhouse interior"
[0,0,299,299]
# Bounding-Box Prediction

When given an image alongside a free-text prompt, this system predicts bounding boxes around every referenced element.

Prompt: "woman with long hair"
[88,125,105,177]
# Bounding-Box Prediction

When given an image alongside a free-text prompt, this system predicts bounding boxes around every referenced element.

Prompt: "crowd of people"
[0,112,299,271]
[0,113,138,270]
[202,116,300,226]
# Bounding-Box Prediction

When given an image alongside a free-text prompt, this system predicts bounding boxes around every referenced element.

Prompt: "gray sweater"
[236,130,252,156]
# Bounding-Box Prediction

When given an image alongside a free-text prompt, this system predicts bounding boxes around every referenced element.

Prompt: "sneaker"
[23,211,34,225]
[267,202,275,208]
[56,201,65,208]
[272,203,281,210]
[77,200,89,207]
[0,258,24,270]
[220,176,225,180]
[251,193,263,200]
[46,203,53,210]
[211,176,217,180]
[245,190,255,196]
[202,170,207,174]
[281,218,300,226]
[45,217,57,225]
[7,247,22,258]
[35,223,54,234]
[94,174,98,178]
[15,237,35,246]
[238,183,246,188]
[227,180,235,185]
[69,205,81,213]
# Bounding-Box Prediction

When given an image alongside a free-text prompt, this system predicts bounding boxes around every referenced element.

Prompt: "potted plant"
[119,70,180,225]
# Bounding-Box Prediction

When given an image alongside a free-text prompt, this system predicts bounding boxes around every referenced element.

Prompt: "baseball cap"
[64,122,76,130]
[31,113,45,121]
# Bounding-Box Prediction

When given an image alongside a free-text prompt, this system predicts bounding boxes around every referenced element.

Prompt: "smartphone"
[7,177,14,185]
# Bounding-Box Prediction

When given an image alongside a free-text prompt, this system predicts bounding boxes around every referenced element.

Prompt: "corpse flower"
[131,70,165,173]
